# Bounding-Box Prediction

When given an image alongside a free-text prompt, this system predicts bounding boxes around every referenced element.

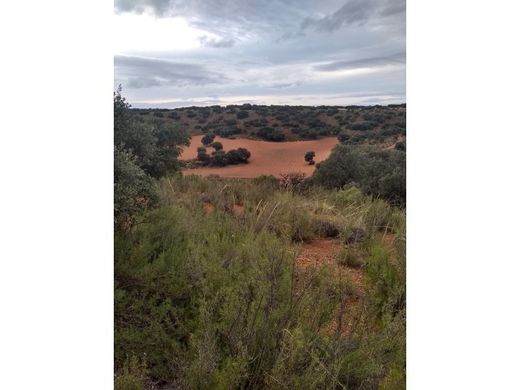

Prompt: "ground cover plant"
[114,91,406,389]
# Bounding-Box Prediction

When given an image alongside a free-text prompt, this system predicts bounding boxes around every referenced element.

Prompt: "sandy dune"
[181,135,338,178]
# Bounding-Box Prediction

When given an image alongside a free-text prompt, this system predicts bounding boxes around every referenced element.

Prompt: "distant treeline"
[131,103,406,144]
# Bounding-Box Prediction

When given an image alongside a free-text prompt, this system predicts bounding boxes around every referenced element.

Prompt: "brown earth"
[295,239,366,338]
[181,135,338,178]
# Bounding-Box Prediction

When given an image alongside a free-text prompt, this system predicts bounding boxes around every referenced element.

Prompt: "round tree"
[211,141,223,151]
[304,151,316,165]
[201,133,216,146]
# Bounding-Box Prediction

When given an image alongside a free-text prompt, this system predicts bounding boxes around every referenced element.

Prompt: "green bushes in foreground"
[312,144,406,206]
[115,175,405,389]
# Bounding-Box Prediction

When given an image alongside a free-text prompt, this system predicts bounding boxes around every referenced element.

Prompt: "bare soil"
[181,135,338,178]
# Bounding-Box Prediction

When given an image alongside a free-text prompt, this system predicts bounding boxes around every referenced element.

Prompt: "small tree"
[211,141,223,151]
[304,151,316,165]
[197,147,210,164]
[201,133,216,146]
[211,150,228,166]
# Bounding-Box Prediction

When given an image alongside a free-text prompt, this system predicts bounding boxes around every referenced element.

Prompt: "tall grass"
[115,175,405,389]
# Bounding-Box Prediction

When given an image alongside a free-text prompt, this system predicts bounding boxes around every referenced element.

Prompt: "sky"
[114,0,405,108]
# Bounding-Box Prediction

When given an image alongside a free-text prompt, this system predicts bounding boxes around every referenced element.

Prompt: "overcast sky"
[114,0,405,108]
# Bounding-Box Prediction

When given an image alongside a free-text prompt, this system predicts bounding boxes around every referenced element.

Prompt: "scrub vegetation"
[115,90,406,389]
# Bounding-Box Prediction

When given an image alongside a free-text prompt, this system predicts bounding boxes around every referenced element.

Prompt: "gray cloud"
[114,1,405,107]
[314,52,405,71]
[198,35,235,48]
[301,0,405,32]
[115,0,172,16]
[114,55,226,89]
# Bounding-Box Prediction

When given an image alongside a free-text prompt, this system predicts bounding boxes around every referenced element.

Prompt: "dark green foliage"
[312,145,406,206]
[236,110,249,119]
[337,132,350,144]
[114,146,158,229]
[304,150,315,165]
[257,126,285,141]
[210,150,227,166]
[211,141,223,151]
[115,175,406,388]
[351,121,379,131]
[197,147,210,164]
[226,148,251,164]
[395,141,406,151]
[131,104,405,144]
[201,133,216,146]
[114,88,190,179]
[114,88,189,227]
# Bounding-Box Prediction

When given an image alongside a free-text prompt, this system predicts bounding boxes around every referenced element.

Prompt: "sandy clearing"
[180,135,338,178]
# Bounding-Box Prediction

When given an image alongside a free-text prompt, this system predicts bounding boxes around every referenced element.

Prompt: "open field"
[181,135,338,178]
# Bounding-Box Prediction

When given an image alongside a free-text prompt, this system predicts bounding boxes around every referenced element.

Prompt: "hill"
[132,103,406,147]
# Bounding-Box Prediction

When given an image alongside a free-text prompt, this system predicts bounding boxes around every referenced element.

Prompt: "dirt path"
[181,135,338,178]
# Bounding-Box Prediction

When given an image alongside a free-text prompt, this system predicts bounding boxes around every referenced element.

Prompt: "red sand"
[181,135,338,178]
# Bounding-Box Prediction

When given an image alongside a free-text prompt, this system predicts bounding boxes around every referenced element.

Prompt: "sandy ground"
[181,135,338,178]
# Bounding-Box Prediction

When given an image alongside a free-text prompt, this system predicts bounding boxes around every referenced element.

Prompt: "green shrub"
[114,354,148,390]
[312,144,406,206]
[336,248,364,268]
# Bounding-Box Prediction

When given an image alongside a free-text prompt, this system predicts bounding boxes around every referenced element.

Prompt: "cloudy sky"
[114,0,405,108]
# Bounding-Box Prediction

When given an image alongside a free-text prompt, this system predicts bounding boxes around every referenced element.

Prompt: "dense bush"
[257,126,285,141]
[211,141,223,151]
[114,146,158,229]
[114,87,188,226]
[115,175,406,388]
[201,133,216,146]
[130,104,405,144]
[312,145,406,206]
[236,110,249,119]
[304,150,315,165]
[351,121,379,131]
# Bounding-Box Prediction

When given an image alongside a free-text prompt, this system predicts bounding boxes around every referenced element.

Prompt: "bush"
[201,133,216,146]
[257,126,286,142]
[312,145,406,206]
[211,141,223,151]
[337,132,350,144]
[304,151,315,165]
[114,146,158,230]
[226,148,251,164]
[211,150,228,166]
[114,88,189,179]
[336,249,364,268]
[197,147,210,164]
[395,141,406,151]
[236,110,249,119]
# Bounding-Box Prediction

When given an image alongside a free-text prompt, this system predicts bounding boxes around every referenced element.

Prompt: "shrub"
[312,145,406,206]
[211,150,228,166]
[336,249,364,268]
[337,132,350,144]
[395,141,406,151]
[226,148,251,164]
[257,126,286,141]
[114,146,158,230]
[197,147,210,164]
[304,151,315,165]
[211,141,223,151]
[114,354,148,390]
[236,110,249,119]
[201,133,216,146]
